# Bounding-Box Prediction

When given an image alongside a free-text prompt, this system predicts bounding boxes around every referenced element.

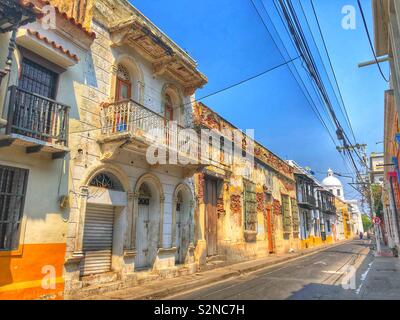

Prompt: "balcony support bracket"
[52,151,68,160]
[0,138,14,148]
[99,138,132,162]
[26,145,44,154]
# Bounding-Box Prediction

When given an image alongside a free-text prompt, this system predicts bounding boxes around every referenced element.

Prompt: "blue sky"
[130,0,388,200]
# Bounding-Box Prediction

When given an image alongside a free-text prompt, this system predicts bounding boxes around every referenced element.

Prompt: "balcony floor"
[0,133,69,159]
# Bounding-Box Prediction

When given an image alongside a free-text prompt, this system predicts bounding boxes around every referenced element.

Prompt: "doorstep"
[78,240,352,300]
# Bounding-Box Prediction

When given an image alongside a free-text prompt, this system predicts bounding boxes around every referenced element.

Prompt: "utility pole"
[336,143,382,253]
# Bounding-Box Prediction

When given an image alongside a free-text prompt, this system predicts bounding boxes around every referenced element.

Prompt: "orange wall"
[0,243,66,300]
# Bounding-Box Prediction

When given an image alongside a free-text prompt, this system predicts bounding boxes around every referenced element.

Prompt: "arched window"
[89,173,123,191]
[138,183,152,205]
[116,64,131,101]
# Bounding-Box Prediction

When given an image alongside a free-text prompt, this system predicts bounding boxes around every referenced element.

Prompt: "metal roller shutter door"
[80,204,115,277]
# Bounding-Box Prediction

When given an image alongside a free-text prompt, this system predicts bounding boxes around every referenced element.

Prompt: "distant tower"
[322,169,344,200]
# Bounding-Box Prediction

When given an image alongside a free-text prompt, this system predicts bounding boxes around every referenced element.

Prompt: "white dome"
[322,169,343,188]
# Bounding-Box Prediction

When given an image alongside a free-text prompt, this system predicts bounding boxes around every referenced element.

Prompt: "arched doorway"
[135,178,162,270]
[173,185,193,264]
[80,172,125,277]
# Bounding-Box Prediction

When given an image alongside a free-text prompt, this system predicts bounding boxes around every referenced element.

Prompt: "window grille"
[19,58,57,99]
[117,64,130,82]
[89,173,123,191]
[0,165,29,250]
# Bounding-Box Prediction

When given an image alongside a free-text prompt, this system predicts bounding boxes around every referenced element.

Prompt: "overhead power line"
[70,55,301,135]
[357,0,389,83]
[307,0,358,144]
[276,0,366,194]
[250,0,338,147]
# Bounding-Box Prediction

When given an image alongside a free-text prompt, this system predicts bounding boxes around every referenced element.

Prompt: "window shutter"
[282,195,291,233]
[244,181,257,232]
[291,198,300,237]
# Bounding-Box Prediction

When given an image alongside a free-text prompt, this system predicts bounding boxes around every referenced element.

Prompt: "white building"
[322,169,363,238]
[322,169,344,200]
[346,199,365,235]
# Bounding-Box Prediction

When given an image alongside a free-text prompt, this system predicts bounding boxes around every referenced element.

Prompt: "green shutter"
[291,198,300,236]
[244,181,257,231]
[282,195,291,233]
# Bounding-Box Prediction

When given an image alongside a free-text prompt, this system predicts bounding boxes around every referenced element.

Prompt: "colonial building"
[288,161,337,248]
[0,0,95,299]
[0,0,356,301]
[193,103,300,266]
[60,0,207,297]
[322,169,354,240]
[346,200,364,236]
[370,152,384,184]
[373,0,400,250]
[0,0,208,299]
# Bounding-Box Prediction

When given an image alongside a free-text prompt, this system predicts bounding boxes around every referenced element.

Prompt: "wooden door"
[116,79,131,101]
[205,178,218,256]
[175,202,190,263]
[135,199,150,269]
[266,207,274,254]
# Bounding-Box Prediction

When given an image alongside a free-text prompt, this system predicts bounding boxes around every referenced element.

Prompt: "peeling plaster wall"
[64,13,198,293]
[194,160,299,266]
[0,16,92,299]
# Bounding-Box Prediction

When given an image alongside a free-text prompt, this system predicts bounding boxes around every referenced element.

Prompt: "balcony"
[99,99,199,165]
[0,86,69,159]
[297,191,317,209]
[295,175,316,209]
[318,191,336,214]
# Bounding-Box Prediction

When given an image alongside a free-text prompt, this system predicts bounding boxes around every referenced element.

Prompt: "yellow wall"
[335,198,351,239]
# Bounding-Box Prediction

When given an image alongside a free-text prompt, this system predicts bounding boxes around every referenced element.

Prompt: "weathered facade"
[288,161,337,249]
[0,0,354,301]
[335,197,351,240]
[61,0,207,296]
[373,0,400,250]
[0,0,94,299]
[192,103,300,266]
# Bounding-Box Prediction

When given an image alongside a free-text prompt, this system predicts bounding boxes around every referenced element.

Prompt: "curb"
[130,239,354,300]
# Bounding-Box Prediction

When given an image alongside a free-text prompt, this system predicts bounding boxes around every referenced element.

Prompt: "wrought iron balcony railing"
[100,99,198,158]
[5,86,69,147]
[297,190,317,208]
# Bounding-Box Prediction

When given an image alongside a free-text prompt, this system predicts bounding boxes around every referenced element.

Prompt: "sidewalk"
[73,240,351,300]
[357,245,400,300]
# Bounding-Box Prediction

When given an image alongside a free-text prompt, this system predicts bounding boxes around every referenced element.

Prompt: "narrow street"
[169,241,393,300]
[1,1,399,302]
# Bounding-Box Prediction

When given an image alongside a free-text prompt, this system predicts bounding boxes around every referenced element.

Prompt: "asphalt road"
[169,240,375,300]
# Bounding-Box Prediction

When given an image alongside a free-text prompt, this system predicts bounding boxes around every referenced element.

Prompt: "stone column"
[124,191,135,253]
[73,186,89,257]
[130,191,140,250]
[171,196,178,248]
[189,200,195,245]
[159,195,165,248]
